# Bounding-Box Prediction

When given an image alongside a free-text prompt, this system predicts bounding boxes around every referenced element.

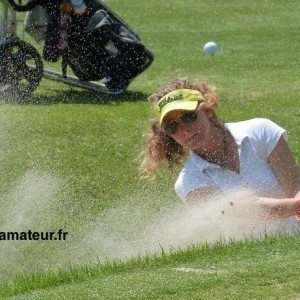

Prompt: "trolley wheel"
[0,38,43,101]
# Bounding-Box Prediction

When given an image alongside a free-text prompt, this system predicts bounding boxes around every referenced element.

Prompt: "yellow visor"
[156,89,204,124]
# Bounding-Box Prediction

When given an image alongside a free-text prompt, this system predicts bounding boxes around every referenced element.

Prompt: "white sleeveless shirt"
[175,118,288,201]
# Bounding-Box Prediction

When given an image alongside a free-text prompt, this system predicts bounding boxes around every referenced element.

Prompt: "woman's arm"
[268,135,300,197]
[257,197,300,219]
[186,186,220,206]
[258,135,300,218]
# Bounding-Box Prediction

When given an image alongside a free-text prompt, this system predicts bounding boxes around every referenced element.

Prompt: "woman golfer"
[141,78,300,219]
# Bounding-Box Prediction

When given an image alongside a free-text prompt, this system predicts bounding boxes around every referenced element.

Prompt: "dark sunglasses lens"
[163,121,178,135]
[181,111,197,124]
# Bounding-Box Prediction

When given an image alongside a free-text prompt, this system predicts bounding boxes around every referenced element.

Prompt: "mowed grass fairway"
[0,0,299,298]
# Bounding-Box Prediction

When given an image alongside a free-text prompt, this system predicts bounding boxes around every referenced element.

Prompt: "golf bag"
[7,0,154,93]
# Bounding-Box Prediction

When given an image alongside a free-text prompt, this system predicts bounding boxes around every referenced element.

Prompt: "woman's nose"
[177,121,191,135]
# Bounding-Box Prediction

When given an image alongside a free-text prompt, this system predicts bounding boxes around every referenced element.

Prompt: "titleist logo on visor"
[158,94,184,112]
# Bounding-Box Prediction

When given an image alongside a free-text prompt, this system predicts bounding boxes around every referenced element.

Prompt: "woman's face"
[162,104,212,150]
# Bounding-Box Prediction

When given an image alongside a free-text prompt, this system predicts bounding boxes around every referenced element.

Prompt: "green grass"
[1,235,299,299]
[0,0,299,298]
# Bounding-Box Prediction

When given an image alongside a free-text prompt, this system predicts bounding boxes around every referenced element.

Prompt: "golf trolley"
[0,0,154,100]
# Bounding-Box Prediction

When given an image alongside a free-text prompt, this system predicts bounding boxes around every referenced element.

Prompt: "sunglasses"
[162,110,198,135]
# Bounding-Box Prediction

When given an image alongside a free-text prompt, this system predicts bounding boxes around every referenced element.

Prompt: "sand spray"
[0,174,298,279]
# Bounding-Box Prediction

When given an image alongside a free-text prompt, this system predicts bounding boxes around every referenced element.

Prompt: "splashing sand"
[0,179,298,279]
[77,188,298,261]
[0,170,60,278]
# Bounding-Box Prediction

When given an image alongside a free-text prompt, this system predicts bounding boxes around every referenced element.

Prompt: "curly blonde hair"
[140,78,220,178]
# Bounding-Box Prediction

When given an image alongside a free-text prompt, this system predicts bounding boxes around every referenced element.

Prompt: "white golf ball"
[203,42,218,55]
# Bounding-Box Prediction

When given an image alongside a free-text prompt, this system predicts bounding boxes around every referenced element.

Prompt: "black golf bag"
[7,0,154,93]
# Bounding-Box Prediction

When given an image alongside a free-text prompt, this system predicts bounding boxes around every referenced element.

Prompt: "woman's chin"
[185,133,203,149]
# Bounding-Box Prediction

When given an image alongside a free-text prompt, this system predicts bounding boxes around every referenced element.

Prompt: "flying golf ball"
[203,42,218,55]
